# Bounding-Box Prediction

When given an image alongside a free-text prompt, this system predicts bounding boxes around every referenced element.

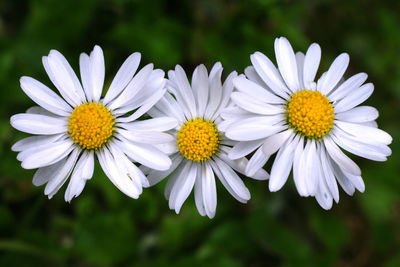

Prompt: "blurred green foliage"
[0,0,399,266]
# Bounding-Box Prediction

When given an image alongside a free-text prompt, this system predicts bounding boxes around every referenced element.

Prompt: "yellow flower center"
[68,102,115,150]
[177,118,220,162]
[287,90,334,138]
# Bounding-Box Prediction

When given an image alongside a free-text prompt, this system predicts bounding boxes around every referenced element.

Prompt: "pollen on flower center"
[177,118,220,162]
[68,102,115,150]
[287,90,334,138]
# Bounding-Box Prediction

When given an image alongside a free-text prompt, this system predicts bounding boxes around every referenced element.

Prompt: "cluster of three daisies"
[10,37,392,218]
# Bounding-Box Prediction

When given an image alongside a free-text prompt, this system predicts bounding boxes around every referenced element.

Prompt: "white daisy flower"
[224,37,392,209]
[10,45,174,202]
[144,63,269,218]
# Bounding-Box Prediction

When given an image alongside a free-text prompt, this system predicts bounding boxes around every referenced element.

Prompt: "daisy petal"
[118,129,174,144]
[21,139,74,169]
[12,134,64,152]
[335,120,392,145]
[108,63,153,110]
[116,138,171,171]
[192,64,209,115]
[233,75,285,104]
[11,114,67,135]
[44,148,80,198]
[245,146,269,177]
[119,117,178,132]
[250,52,290,98]
[269,135,298,192]
[261,129,292,156]
[320,146,339,203]
[275,37,300,92]
[194,168,206,216]
[226,116,286,141]
[335,106,379,123]
[20,77,72,116]
[103,52,141,105]
[303,43,321,90]
[169,161,196,213]
[46,50,86,105]
[231,92,283,115]
[328,72,368,101]
[89,45,105,102]
[213,157,250,201]
[323,136,361,176]
[318,53,349,95]
[203,163,217,218]
[228,139,265,160]
[147,154,183,186]
[333,83,374,113]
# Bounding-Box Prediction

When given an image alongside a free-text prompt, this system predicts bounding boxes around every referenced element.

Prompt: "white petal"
[103,53,141,105]
[335,106,378,123]
[33,158,67,186]
[202,162,217,218]
[20,139,75,169]
[214,157,250,201]
[44,148,80,198]
[323,136,361,176]
[11,113,67,135]
[303,43,321,89]
[169,161,196,213]
[20,77,72,116]
[118,129,174,144]
[154,93,186,122]
[147,153,183,186]
[333,83,374,113]
[212,71,238,120]
[226,116,286,141]
[205,66,223,119]
[320,145,339,203]
[108,63,153,110]
[329,158,356,196]
[244,66,268,88]
[231,92,283,115]
[228,139,265,160]
[269,135,298,192]
[194,167,206,216]
[89,45,105,102]
[275,37,300,92]
[295,52,305,90]
[332,128,390,161]
[79,53,93,102]
[192,64,209,115]
[46,50,86,105]
[245,146,269,177]
[318,53,349,95]
[116,137,171,171]
[261,129,292,156]
[292,136,307,196]
[335,120,392,145]
[119,117,178,132]
[250,52,290,98]
[97,148,140,199]
[233,76,285,104]
[12,134,64,152]
[209,159,247,203]
[304,140,318,196]
[328,72,368,101]
[64,152,94,202]
[315,173,333,210]
[115,87,167,123]
[171,65,197,118]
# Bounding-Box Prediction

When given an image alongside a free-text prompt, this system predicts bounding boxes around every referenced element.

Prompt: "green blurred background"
[0,0,399,266]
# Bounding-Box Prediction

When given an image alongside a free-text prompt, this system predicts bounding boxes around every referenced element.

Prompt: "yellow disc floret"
[177,118,220,162]
[68,102,115,150]
[287,90,334,138]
